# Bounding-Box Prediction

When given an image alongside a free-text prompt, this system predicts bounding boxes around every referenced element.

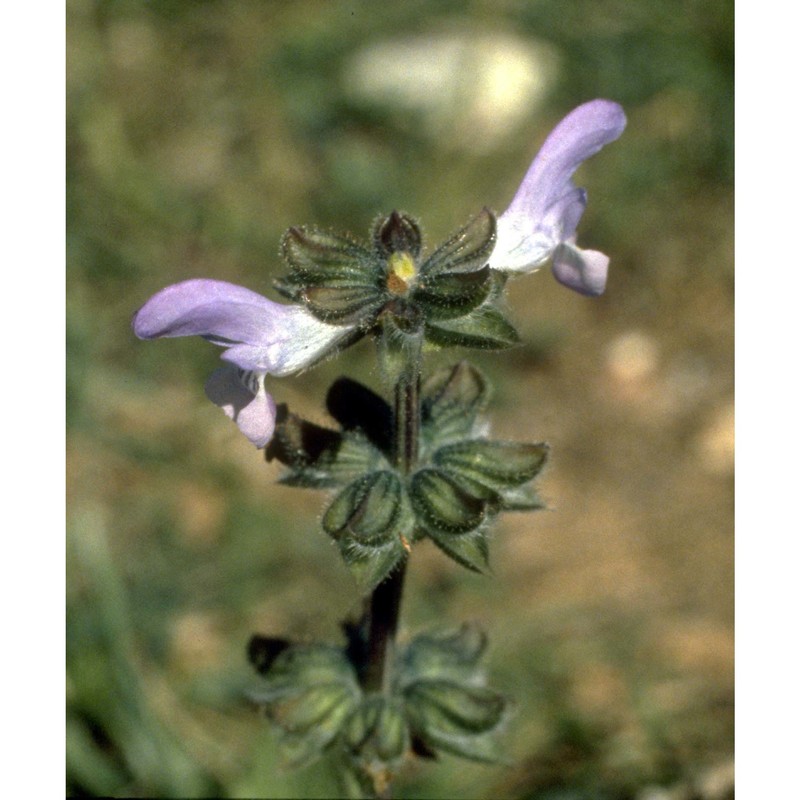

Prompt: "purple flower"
[133,279,353,447]
[488,99,626,296]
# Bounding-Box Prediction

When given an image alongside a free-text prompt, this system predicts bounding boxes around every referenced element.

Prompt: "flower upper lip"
[133,278,353,372]
[488,99,627,295]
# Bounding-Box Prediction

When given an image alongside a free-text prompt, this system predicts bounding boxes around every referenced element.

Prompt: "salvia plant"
[133,99,626,798]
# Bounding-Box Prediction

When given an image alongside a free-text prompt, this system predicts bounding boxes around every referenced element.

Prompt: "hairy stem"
[393,365,420,475]
[361,564,407,694]
[361,359,420,695]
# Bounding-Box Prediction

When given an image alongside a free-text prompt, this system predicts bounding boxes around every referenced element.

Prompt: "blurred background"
[66,1,733,797]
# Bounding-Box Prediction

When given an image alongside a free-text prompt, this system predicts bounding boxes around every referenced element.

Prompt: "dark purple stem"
[361,365,419,694]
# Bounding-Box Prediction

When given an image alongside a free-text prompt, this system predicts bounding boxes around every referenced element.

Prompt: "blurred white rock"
[342,31,558,150]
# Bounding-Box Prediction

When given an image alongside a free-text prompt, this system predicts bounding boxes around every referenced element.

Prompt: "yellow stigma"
[386,251,417,294]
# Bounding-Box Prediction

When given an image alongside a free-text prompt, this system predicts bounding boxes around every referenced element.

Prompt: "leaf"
[252,644,362,768]
[277,226,387,325]
[321,470,413,590]
[439,470,502,504]
[371,701,410,763]
[411,727,506,763]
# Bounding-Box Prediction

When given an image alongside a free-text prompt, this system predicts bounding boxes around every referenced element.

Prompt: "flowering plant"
[134,99,625,797]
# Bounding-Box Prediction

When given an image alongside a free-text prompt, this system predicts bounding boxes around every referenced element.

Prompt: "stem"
[361,356,420,695]
[361,564,406,694]
[393,365,420,475]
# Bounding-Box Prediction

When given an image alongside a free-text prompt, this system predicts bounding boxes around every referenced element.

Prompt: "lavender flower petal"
[548,187,587,242]
[134,278,353,373]
[204,366,277,448]
[504,100,626,222]
[551,243,610,297]
[132,279,291,346]
[264,307,356,376]
[216,308,353,374]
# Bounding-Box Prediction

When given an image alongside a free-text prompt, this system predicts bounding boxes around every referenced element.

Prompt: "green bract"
[397,624,509,764]
[267,363,548,584]
[248,624,509,779]
[248,643,362,768]
[397,623,487,684]
[342,697,409,780]
[275,209,520,352]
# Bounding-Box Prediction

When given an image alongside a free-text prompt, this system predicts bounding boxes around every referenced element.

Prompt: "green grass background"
[66,1,733,797]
